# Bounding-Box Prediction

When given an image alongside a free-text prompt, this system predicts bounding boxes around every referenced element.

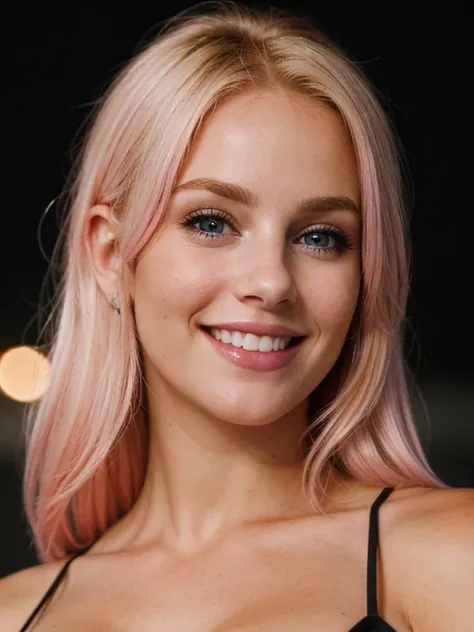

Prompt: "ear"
[84,204,131,307]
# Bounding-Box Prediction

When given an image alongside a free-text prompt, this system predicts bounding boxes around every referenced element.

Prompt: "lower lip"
[201,328,305,372]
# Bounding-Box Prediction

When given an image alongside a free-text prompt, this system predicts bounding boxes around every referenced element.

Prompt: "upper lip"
[201,322,306,338]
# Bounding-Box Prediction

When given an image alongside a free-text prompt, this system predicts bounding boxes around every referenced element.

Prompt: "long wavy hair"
[23,1,447,562]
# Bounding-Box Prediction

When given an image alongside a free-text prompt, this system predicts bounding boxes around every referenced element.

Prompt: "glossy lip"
[201,327,305,372]
[201,321,306,338]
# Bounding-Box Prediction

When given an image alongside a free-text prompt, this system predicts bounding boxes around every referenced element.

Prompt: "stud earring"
[111,290,121,315]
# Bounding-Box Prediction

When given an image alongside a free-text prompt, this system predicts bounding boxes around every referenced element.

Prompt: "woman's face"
[132,89,361,426]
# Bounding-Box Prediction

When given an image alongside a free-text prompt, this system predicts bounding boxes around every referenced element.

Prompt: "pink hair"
[23,2,447,562]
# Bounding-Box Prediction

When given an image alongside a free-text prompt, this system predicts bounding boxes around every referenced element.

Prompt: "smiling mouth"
[200,326,306,350]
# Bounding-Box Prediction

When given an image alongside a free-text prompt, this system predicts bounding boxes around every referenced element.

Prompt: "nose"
[231,239,298,309]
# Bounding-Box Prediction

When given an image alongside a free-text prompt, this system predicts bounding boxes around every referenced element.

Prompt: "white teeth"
[209,328,292,352]
[220,329,232,344]
[243,333,260,351]
[230,331,245,348]
[257,336,274,352]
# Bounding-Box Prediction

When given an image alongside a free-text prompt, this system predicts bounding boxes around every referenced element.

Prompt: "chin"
[203,397,304,429]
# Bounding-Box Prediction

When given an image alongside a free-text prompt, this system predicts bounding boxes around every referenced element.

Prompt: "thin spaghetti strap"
[366,487,395,617]
[18,545,93,632]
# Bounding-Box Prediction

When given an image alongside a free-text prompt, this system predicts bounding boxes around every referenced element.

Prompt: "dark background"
[1,1,472,578]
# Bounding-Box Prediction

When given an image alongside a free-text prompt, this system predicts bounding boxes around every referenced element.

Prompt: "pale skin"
[1,89,473,631]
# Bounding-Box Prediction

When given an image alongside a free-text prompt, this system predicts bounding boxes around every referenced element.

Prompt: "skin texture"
[86,88,362,554]
[1,89,473,632]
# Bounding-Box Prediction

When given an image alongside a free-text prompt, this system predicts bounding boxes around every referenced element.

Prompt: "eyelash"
[180,208,354,255]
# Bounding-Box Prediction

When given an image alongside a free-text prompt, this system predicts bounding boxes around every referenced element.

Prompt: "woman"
[1,2,472,630]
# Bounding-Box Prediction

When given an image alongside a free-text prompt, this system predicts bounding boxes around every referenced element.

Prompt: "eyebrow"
[172,177,359,215]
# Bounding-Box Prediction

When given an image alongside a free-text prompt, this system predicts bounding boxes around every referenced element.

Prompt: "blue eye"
[298,228,351,254]
[181,209,353,255]
[192,216,226,234]
[300,228,349,252]
[301,231,331,248]
[182,209,233,238]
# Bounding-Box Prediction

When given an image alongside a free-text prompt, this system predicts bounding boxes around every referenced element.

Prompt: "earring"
[111,290,121,315]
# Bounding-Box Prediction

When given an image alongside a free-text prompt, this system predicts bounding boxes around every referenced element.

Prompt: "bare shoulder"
[0,559,68,631]
[389,484,473,519]
[391,485,474,538]
[388,485,474,560]
[389,486,474,632]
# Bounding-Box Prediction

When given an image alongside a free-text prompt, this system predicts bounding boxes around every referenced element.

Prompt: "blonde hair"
[24,1,447,561]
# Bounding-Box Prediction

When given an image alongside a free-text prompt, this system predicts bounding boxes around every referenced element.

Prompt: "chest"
[37,568,365,630]
[32,521,406,631]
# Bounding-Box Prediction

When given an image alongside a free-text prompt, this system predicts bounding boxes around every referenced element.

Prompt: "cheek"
[133,243,223,326]
[302,263,360,333]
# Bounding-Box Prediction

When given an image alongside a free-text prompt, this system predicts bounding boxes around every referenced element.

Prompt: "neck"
[106,381,351,557]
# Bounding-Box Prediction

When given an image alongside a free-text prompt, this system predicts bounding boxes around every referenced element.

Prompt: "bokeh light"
[0,346,50,402]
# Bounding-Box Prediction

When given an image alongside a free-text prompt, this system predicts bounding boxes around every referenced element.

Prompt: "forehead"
[177,89,359,204]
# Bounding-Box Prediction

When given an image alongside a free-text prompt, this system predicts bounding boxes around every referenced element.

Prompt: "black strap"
[366,487,395,617]
[20,490,396,630]
[18,545,92,632]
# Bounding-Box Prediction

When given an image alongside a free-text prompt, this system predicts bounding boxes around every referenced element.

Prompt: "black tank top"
[18,487,397,631]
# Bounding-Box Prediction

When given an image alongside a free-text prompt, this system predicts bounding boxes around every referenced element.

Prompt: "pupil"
[305,232,328,247]
[203,218,222,233]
